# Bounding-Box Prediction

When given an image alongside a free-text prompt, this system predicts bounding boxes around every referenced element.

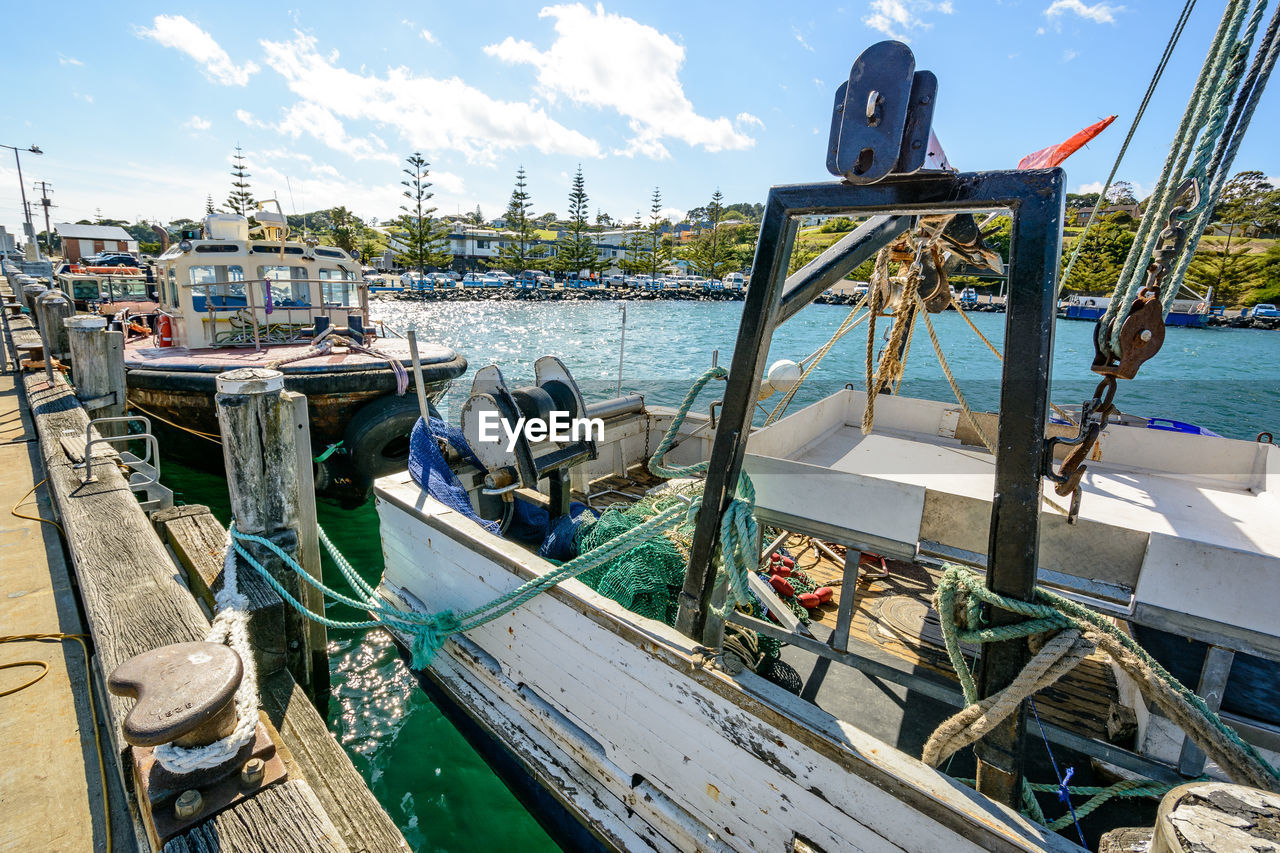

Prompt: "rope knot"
[409,611,461,669]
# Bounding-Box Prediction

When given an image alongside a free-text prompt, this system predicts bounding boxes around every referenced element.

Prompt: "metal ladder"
[77,415,175,512]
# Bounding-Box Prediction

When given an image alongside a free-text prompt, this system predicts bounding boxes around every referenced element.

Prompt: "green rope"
[1100,0,1251,354]
[958,776,1176,832]
[647,364,758,611]
[226,366,764,668]
[1060,0,1197,294]
[934,564,1280,834]
[314,441,343,463]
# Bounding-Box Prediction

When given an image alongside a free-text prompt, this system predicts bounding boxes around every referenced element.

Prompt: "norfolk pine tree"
[394,152,452,273]
[226,146,255,216]
[496,166,544,273]
[555,166,597,277]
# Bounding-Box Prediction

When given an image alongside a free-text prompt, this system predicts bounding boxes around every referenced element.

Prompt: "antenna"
[285,176,301,238]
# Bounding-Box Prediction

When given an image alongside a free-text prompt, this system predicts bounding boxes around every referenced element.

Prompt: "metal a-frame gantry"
[675,41,1066,806]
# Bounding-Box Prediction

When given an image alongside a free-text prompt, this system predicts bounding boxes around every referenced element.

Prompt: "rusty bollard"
[107,641,286,843]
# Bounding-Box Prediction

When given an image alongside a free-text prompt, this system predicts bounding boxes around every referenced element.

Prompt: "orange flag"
[1017,115,1117,170]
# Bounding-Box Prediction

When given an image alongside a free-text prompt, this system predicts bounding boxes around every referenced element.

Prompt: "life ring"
[344,395,425,488]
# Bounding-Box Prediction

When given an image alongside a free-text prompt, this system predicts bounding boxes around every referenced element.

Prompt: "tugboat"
[125,204,466,492]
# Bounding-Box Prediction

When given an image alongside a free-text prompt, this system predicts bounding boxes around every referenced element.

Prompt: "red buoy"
[816,587,834,603]
[769,574,795,598]
[798,592,821,609]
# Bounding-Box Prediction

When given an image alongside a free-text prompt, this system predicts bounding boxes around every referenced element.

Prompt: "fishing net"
[568,486,810,693]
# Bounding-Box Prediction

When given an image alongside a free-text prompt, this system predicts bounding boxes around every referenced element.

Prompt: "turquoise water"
[164,299,1279,852]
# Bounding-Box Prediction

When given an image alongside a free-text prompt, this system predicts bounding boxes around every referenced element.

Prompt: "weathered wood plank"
[154,505,288,676]
[160,781,348,853]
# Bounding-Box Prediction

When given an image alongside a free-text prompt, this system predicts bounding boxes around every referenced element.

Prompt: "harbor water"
[162,299,1280,852]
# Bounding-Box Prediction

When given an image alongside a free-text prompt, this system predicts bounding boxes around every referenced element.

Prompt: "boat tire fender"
[345,395,427,487]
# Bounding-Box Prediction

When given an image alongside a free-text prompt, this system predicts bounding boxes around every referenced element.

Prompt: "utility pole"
[34,181,54,256]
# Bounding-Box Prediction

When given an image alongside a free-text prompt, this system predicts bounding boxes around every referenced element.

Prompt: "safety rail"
[80,414,174,512]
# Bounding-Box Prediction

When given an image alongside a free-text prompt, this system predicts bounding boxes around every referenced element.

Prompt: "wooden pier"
[0,276,407,852]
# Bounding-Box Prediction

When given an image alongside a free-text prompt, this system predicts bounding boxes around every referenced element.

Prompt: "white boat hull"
[374,473,1079,853]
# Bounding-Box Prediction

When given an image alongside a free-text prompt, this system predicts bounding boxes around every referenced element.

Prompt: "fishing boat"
[357,33,1280,852]
[54,262,158,315]
[126,204,466,490]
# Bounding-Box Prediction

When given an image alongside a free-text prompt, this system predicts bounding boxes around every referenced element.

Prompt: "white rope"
[152,530,260,773]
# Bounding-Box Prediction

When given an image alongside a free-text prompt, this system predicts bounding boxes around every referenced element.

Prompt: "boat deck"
[123,337,459,372]
[576,467,1121,757]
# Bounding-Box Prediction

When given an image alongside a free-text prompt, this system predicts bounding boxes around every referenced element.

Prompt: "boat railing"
[182,277,368,349]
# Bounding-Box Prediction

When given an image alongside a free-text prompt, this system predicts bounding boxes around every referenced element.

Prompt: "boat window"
[194,244,239,253]
[315,248,346,258]
[250,244,304,255]
[73,279,99,300]
[166,267,177,307]
[318,268,359,306]
[259,265,312,307]
[189,265,247,311]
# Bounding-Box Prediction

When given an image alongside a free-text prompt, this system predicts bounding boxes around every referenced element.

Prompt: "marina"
[3,3,1280,852]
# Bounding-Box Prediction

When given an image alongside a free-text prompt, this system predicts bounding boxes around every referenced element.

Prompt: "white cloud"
[813,77,825,88]
[420,29,437,44]
[1077,181,1104,194]
[793,27,815,52]
[1044,0,1123,25]
[259,31,601,165]
[138,15,259,86]
[735,112,764,129]
[184,115,212,131]
[235,109,263,127]
[58,54,83,66]
[274,101,399,164]
[863,0,955,42]
[484,3,755,159]
[1063,49,1078,62]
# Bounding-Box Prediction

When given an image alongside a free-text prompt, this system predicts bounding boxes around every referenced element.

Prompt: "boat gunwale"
[372,476,1080,853]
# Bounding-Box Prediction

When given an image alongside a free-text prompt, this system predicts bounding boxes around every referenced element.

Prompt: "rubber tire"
[344,395,424,487]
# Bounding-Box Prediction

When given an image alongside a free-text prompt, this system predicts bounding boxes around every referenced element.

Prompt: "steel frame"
[675,168,1067,804]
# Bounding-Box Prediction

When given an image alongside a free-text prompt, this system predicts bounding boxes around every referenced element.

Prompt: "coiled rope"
[924,565,1280,798]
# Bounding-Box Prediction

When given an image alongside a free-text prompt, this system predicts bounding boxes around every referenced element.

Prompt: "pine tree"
[681,189,733,279]
[496,166,545,273]
[619,211,647,275]
[226,146,255,216]
[631,187,673,280]
[555,165,597,276]
[393,153,452,273]
[205,195,216,215]
[467,204,484,226]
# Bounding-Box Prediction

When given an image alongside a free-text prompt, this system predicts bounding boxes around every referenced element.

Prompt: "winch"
[461,356,600,519]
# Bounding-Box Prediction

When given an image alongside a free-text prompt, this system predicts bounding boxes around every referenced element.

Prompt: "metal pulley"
[827,40,944,184]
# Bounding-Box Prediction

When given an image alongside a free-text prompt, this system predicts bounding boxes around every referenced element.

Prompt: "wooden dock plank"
[3,282,403,852]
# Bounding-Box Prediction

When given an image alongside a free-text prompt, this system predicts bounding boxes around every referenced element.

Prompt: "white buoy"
[759,359,803,399]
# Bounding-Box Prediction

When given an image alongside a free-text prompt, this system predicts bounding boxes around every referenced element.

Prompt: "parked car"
[1252,303,1279,318]
[84,252,141,267]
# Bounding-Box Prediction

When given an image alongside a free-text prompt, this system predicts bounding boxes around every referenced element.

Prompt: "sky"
[1,0,1277,235]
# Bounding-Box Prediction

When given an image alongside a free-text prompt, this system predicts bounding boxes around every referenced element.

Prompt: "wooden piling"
[35,290,74,359]
[285,389,330,699]
[215,367,315,697]
[65,315,127,437]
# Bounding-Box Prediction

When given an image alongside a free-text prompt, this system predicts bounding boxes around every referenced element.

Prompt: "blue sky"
[2,0,1277,233]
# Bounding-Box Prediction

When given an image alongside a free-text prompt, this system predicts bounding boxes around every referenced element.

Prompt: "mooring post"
[65,314,128,437]
[35,289,74,359]
[21,283,46,314]
[284,389,330,703]
[215,367,314,697]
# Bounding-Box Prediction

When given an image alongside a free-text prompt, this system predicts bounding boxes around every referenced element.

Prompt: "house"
[56,223,138,261]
